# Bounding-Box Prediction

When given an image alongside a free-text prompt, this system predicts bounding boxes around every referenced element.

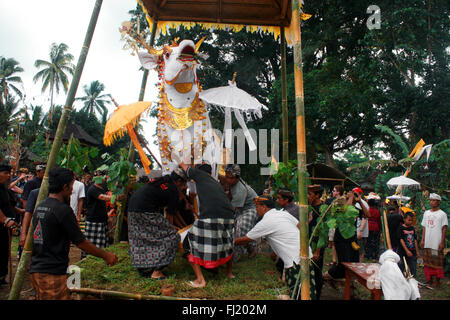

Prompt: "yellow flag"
[409,139,425,158]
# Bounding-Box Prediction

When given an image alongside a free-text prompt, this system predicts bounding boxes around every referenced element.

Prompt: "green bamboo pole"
[292,1,310,300]
[8,0,104,300]
[114,19,158,244]
[280,25,289,164]
[70,287,202,300]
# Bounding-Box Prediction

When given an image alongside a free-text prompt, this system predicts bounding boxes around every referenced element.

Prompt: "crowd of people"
[0,161,447,300]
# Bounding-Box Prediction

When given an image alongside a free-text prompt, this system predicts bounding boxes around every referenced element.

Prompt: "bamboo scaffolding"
[71,287,203,300]
[8,0,104,300]
[292,1,310,300]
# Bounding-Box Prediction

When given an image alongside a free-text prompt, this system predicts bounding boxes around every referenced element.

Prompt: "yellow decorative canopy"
[137,0,311,45]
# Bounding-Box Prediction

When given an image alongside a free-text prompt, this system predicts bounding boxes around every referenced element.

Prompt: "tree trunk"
[8,0,104,300]
[292,1,310,300]
[324,147,335,168]
[280,25,289,165]
[114,19,158,244]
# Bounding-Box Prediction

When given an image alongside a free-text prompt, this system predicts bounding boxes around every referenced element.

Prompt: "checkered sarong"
[128,212,180,269]
[84,221,108,249]
[187,218,234,268]
[233,207,258,261]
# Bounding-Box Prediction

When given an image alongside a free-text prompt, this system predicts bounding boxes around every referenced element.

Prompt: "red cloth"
[188,253,232,269]
[368,207,381,231]
[424,266,444,281]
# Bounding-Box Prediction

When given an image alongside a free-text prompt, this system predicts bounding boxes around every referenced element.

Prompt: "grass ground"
[1,236,448,300]
[76,242,288,300]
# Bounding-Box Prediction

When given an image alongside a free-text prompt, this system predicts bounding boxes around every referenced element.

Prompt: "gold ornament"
[159,92,206,130]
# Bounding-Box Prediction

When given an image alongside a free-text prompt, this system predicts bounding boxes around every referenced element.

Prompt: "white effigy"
[137,38,265,175]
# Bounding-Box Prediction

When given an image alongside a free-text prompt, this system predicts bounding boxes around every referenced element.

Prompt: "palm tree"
[0,95,21,139]
[76,80,112,123]
[33,43,75,122]
[0,56,24,105]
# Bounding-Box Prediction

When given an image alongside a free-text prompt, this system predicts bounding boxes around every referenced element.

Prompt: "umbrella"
[386,176,421,190]
[198,73,266,152]
[103,101,151,146]
[103,101,154,173]
[386,195,411,202]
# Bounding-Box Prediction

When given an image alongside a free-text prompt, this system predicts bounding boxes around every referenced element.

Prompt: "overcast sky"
[0,0,160,160]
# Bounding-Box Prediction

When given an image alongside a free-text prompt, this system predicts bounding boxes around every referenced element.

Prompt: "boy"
[398,212,421,277]
[420,193,448,288]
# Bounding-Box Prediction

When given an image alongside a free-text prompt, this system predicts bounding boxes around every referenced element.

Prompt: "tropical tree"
[0,56,24,105]
[76,80,112,124]
[0,95,22,139]
[33,42,75,122]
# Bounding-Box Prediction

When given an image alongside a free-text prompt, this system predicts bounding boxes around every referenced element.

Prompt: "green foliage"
[96,148,136,204]
[57,137,98,176]
[270,160,299,200]
[311,200,360,250]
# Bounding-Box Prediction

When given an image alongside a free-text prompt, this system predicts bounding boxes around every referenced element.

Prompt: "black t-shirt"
[0,184,16,219]
[25,188,40,213]
[22,177,42,201]
[86,184,108,223]
[387,213,404,247]
[187,168,234,220]
[397,225,417,256]
[29,197,86,275]
[128,176,179,215]
[308,204,322,236]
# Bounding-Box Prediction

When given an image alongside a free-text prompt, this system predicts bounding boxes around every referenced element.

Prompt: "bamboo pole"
[280,25,289,164]
[292,1,310,300]
[8,0,104,300]
[382,208,392,250]
[70,287,203,300]
[114,19,158,244]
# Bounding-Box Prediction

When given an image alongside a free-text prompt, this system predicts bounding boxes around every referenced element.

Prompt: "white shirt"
[421,209,448,250]
[70,180,85,216]
[246,209,313,268]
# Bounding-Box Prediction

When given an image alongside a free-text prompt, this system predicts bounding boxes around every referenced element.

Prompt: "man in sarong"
[224,164,258,262]
[420,193,448,288]
[234,196,316,300]
[127,169,187,280]
[179,163,235,288]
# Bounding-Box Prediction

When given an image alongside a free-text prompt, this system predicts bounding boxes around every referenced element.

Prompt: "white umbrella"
[199,79,267,116]
[199,74,267,152]
[386,195,411,202]
[386,176,421,190]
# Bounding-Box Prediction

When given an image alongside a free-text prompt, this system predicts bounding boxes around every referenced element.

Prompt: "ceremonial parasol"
[199,73,266,151]
[386,195,411,202]
[386,176,421,190]
[104,100,160,173]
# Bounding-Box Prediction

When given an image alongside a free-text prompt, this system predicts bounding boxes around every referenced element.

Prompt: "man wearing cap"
[224,164,258,262]
[22,164,45,210]
[127,169,186,280]
[234,196,316,299]
[420,193,448,288]
[276,188,300,220]
[0,163,19,285]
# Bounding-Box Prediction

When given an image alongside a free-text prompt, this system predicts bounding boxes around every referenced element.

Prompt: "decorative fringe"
[135,0,311,46]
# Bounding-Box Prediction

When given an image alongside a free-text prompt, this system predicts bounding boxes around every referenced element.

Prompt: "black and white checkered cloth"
[187,218,234,268]
[84,221,108,248]
[233,207,258,261]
